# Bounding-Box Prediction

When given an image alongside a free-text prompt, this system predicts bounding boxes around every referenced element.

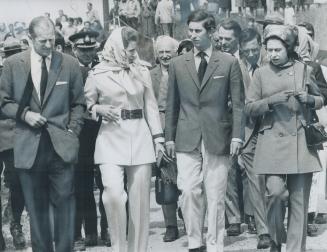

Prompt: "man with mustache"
[151,35,180,243]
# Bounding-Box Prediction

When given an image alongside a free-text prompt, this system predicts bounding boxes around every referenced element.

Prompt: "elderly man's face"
[241,38,261,66]
[218,27,239,54]
[157,41,176,67]
[74,47,97,66]
[32,23,55,57]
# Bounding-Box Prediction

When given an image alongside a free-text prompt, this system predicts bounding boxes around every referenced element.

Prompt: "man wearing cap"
[0,38,29,251]
[0,16,85,252]
[69,30,110,251]
[165,10,244,252]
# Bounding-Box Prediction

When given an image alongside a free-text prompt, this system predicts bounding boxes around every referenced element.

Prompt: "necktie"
[251,64,258,76]
[198,51,207,84]
[40,56,48,104]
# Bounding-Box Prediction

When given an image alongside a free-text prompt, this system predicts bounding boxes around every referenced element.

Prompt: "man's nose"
[45,40,52,48]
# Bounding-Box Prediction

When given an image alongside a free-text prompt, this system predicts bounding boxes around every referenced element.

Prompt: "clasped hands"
[268,90,315,106]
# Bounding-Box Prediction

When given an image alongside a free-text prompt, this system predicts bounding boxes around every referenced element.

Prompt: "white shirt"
[193,45,212,71]
[30,48,51,100]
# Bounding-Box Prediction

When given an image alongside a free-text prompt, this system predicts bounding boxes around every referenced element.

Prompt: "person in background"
[44,12,51,19]
[284,0,296,25]
[245,25,323,252]
[238,28,272,249]
[0,38,29,252]
[69,30,102,251]
[75,17,84,32]
[82,21,92,32]
[151,35,180,243]
[86,2,100,23]
[177,39,194,55]
[4,24,15,41]
[91,20,108,43]
[124,0,141,30]
[140,0,157,38]
[56,9,65,24]
[0,23,7,43]
[62,18,78,43]
[84,26,164,252]
[155,0,175,37]
[217,19,256,237]
[165,10,244,252]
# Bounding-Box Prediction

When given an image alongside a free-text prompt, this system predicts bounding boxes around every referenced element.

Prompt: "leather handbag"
[302,63,327,148]
[155,156,179,205]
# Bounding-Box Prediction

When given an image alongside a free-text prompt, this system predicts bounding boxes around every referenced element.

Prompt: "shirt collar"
[194,45,213,59]
[245,53,262,71]
[31,47,52,63]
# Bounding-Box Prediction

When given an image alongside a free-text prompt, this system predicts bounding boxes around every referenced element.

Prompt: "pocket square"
[56,81,68,86]
[213,75,224,79]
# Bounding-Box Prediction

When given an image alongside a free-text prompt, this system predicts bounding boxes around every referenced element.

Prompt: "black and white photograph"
[0,0,327,251]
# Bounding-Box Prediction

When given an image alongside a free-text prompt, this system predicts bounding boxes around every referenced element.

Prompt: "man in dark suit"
[0,38,28,251]
[0,16,85,252]
[165,10,244,252]
[69,30,111,250]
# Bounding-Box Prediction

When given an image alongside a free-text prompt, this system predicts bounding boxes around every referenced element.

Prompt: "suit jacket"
[84,61,163,165]
[0,50,85,169]
[0,67,15,153]
[165,50,245,155]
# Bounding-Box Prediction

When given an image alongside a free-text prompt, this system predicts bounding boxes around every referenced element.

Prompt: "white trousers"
[176,141,230,252]
[99,163,152,252]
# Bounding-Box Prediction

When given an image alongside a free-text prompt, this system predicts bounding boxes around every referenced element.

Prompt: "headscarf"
[101,27,151,88]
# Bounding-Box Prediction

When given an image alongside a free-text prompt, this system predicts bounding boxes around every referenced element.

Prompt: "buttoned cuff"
[232,138,244,145]
[90,104,100,121]
[154,137,165,144]
[165,141,175,146]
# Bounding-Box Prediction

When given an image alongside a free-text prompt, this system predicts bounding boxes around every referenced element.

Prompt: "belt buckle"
[121,110,127,120]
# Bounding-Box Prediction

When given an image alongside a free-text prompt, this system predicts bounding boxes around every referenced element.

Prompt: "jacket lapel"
[200,51,220,91]
[20,51,41,108]
[43,51,62,106]
[152,66,162,99]
[184,52,201,89]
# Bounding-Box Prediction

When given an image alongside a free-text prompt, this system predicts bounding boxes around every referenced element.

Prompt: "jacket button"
[279,133,284,137]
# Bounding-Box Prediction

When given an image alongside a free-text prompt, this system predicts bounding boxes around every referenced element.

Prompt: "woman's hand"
[155,142,166,158]
[96,105,120,122]
[295,91,315,106]
[267,90,292,105]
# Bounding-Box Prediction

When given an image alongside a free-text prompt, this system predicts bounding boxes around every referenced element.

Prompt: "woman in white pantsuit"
[84,27,164,252]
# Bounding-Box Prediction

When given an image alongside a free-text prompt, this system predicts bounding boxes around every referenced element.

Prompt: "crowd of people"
[0,1,327,252]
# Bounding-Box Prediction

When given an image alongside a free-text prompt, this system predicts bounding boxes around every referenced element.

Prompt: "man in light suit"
[0,16,85,252]
[165,10,244,252]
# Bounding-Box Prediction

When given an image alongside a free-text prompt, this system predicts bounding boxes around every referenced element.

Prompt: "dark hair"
[177,40,194,55]
[187,10,216,33]
[29,16,55,39]
[55,36,65,50]
[219,19,242,41]
[88,2,93,6]
[77,17,83,24]
[298,22,315,39]
[68,18,74,23]
[264,36,298,59]
[121,27,138,49]
[55,21,62,30]
[240,28,261,46]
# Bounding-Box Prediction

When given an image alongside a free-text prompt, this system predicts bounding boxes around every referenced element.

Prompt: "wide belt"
[121,109,143,120]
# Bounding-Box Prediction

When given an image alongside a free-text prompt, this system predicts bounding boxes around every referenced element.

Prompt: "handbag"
[154,154,179,205]
[302,63,327,148]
